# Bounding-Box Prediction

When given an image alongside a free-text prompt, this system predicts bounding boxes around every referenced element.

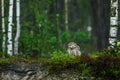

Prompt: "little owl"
[67,42,81,56]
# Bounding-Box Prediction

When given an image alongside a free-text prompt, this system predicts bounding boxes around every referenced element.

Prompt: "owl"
[67,42,81,56]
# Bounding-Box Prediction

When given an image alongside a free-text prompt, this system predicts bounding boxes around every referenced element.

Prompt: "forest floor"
[0,53,120,80]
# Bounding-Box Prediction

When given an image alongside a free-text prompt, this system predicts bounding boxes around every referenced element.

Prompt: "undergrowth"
[0,50,120,79]
[45,51,120,79]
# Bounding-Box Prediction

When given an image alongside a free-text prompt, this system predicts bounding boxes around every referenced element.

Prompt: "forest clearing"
[0,0,120,80]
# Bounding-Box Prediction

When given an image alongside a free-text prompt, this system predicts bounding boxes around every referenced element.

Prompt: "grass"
[0,58,10,64]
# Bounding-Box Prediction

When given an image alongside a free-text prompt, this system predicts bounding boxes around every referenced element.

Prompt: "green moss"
[81,68,91,76]
[1,51,120,79]
[45,52,120,79]
[0,58,10,64]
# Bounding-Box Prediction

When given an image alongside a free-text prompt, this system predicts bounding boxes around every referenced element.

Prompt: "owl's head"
[68,42,77,49]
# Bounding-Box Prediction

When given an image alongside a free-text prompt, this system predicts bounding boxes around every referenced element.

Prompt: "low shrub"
[46,52,120,79]
[88,55,120,79]
[104,41,120,56]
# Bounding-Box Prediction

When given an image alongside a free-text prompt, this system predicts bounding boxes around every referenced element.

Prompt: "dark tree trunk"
[90,0,110,51]
[68,0,81,31]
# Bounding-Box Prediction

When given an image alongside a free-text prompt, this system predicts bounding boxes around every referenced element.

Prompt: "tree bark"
[7,0,14,55]
[90,0,110,51]
[1,0,6,53]
[56,0,62,45]
[109,0,118,46]
[14,0,21,55]
[65,0,69,31]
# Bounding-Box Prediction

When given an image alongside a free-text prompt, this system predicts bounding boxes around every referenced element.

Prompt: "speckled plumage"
[67,42,81,56]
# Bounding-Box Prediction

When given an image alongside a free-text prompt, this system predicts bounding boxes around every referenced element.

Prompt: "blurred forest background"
[0,0,120,57]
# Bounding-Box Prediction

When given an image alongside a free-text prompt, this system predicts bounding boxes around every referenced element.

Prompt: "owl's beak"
[69,45,75,49]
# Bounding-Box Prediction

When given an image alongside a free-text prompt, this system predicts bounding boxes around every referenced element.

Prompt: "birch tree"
[65,0,69,31]
[109,0,118,47]
[1,0,6,53]
[14,0,21,55]
[7,0,14,55]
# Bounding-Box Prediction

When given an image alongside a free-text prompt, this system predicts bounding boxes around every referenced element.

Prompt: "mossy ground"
[0,52,120,79]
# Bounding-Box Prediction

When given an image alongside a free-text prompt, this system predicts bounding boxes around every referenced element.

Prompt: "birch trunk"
[109,0,118,47]
[14,0,20,55]
[65,0,69,31]
[1,0,6,53]
[7,0,14,55]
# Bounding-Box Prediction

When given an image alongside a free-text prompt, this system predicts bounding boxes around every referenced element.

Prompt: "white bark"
[109,0,118,46]
[7,0,14,55]
[1,0,6,53]
[14,0,21,55]
[65,0,68,31]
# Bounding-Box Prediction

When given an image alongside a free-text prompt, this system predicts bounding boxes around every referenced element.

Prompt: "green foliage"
[0,52,5,58]
[72,30,92,51]
[20,21,93,57]
[61,31,71,43]
[47,53,93,73]
[88,52,105,58]
[0,58,10,64]
[0,56,38,65]
[116,41,120,56]
[47,51,76,72]
[0,0,93,56]
[1,52,120,79]
[81,68,91,76]
[61,30,93,52]
[104,41,120,56]
[45,53,120,79]
[15,0,93,57]
[50,51,71,60]
[88,55,120,79]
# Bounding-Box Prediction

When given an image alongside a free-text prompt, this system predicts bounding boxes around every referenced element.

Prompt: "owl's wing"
[76,49,81,56]
[76,45,80,50]
[67,48,71,55]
